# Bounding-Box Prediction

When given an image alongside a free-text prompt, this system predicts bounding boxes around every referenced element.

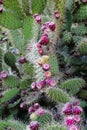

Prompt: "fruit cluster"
[29,103,44,120]
[0,0,3,13]
[27,12,60,130]
[62,100,83,130]
[27,103,45,130]
[31,13,58,91]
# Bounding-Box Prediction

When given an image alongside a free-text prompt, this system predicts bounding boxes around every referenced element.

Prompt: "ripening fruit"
[42,55,49,62]
[45,71,51,78]
[38,56,49,65]
[30,113,38,121]
[38,59,44,66]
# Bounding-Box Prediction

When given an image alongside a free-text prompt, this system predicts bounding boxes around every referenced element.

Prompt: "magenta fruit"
[62,102,73,115]
[49,79,56,87]
[45,78,51,85]
[39,35,49,45]
[62,108,72,115]
[38,48,43,55]
[29,121,39,130]
[37,43,42,49]
[28,106,35,114]
[20,102,27,109]
[42,63,50,71]
[0,71,7,79]
[18,57,27,64]
[31,82,37,90]
[74,115,82,123]
[48,22,56,31]
[34,103,40,110]
[37,108,44,116]
[73,100,80,106]
[36,80,45,89]
[72,106,83,115]
[64,102,73,110]
[69,125,79,130]
[54,11,60,19]
[33,14,42,24]
[65,116,75,127]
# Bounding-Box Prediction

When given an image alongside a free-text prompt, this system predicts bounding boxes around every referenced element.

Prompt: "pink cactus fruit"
[65,116,75,127]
